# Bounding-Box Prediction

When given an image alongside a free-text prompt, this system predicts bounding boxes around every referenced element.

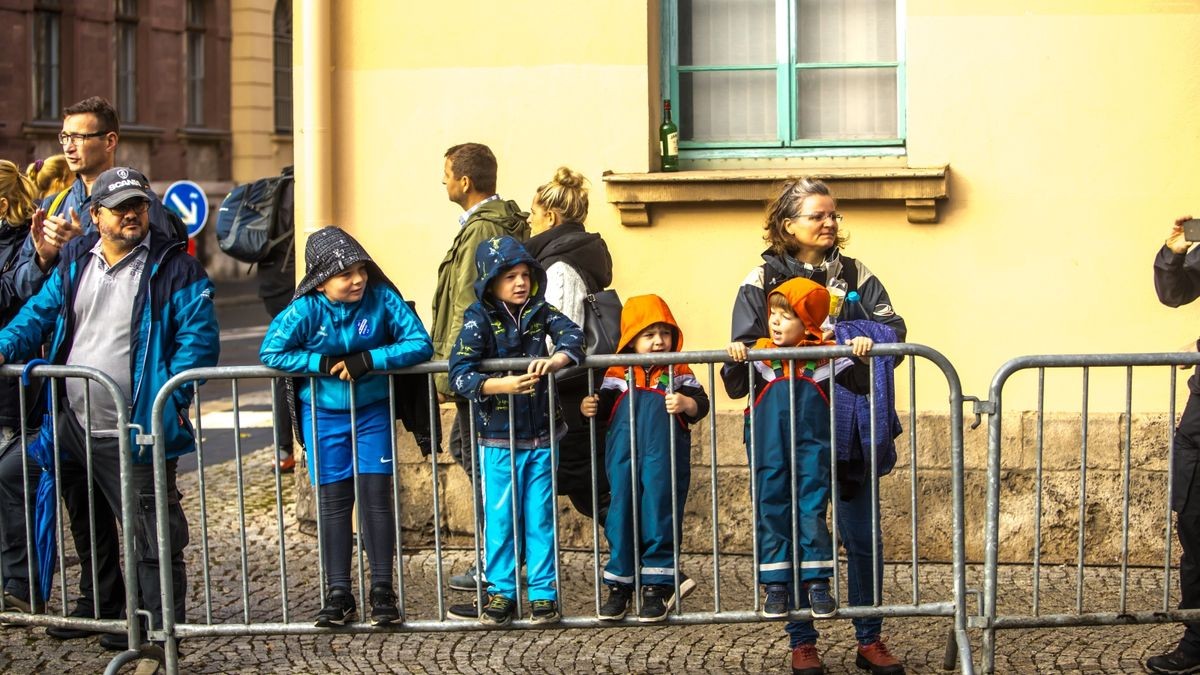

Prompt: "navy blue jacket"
[0,215,219,461]
[448,236,586,449]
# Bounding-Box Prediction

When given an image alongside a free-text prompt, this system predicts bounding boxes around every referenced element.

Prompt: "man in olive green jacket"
[432,143,529,594]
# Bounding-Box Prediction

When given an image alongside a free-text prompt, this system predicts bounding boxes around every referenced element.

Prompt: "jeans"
[786,475,885,647]
[1173,390,1200,654]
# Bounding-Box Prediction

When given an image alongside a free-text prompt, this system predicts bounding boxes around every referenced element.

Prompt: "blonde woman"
[26,154,75,200]
[523,167,614,521]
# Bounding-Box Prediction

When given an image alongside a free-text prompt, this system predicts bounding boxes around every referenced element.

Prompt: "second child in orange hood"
[580,294,709,623]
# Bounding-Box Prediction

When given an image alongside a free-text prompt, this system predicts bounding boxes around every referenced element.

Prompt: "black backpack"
[216,166,294,263]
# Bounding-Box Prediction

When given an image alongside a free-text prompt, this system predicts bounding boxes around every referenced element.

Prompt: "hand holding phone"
[1185,218,1200,242]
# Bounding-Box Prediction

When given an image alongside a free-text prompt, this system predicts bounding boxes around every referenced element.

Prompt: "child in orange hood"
[722,277,872,624]
[581,294,709,623]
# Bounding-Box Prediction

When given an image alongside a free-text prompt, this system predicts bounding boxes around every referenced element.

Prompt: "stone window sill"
[602,166,950,226]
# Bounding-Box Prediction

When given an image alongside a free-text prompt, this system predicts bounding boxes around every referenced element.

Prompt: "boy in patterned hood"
[448,235,585,626]
[260,226,433,628]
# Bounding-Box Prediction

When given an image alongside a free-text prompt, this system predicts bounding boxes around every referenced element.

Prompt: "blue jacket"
[449,236,586,449]
[0,218,219,462]
[832,320,901,485]
[259,283,434,410]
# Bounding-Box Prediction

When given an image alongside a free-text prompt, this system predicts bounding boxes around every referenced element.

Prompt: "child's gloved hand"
[318,355,339,375]
[726,342,748,362]
[332,352,373,381]
[580,394,599,418]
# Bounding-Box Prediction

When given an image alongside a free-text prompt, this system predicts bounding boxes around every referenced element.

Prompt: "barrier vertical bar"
[707,363,722,613]
[231,380,252,623]
[194,384,215,623]
[1076,367,1089,613]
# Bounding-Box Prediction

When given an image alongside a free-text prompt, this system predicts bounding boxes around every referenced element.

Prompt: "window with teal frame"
[662,0,906,156]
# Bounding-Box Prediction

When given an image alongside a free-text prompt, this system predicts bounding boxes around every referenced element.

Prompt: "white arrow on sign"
[170,193,198,226]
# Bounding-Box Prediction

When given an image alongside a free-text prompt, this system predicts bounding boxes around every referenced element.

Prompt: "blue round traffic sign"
[164,180,209,239]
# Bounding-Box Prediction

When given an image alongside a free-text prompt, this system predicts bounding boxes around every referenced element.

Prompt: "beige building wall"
[231,0,293,183]
[289,1,1200,561]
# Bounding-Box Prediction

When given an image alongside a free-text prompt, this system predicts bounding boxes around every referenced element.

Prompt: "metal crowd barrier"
[0,363,153,675]
[979,352,1200,673]
[139,343,970,675]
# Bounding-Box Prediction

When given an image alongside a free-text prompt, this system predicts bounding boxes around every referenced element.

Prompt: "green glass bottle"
[659,99,679,172]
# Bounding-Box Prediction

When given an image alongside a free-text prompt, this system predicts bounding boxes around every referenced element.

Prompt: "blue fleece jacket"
[259,282,433,410]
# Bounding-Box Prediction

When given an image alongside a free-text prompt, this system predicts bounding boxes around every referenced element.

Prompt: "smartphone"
[1185,219,1200,242]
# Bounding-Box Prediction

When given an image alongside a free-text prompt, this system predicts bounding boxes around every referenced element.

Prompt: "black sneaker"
[314,587,357,627]
[1147,644,1200,674]
[447,592,489,621]
[529,599,560,624]
[479,595,514,627]
[807,581,836,619]
[598,585,632,621]
[638,585,670,623]
[762,584,790,619]
[369,584,400,626]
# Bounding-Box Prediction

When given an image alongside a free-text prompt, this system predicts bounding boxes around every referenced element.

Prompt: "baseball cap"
[92,167,152,208]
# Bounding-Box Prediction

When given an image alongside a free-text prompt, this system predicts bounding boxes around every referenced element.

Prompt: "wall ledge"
[603,165,950,226]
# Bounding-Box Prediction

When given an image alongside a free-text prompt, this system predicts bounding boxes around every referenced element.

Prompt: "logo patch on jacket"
[357,319,372,337]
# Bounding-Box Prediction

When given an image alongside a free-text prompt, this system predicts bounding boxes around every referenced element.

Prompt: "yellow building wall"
[231,0,293,182]
[301,0,1200,414]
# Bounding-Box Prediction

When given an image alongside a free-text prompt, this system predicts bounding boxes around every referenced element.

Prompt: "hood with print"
[606,293,693,385]
[472,235,547,305]
[294,226,395,300]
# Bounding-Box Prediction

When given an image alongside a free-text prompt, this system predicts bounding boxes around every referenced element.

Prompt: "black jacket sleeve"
[721,361,751,400]
[596,386,621,422]
[834,358,872,395]
[1155,245,1200,308]
[676,382,710,426]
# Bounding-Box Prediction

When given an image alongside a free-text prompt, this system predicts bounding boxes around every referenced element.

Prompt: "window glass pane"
[117,23,137,122]
[795,0,896,63]
[679,0,775,66]
[795,67,897,140]
[680,70,777,143]
[274,0,292,132]
[33,11,60,120]
[187,0,205,26]
[187,31,204,126]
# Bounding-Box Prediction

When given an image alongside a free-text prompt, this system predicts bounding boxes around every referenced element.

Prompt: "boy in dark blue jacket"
[722,277,872,631]
[260,226,433,627]
[448,235,585,627]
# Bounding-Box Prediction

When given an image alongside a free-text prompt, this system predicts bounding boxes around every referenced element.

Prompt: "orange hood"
[616,294,684,353]
[766,277,833,348]
[606,294,691,385]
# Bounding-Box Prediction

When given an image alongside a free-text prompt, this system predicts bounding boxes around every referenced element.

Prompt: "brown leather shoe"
[791,643,824,675]
[856,639,906,674]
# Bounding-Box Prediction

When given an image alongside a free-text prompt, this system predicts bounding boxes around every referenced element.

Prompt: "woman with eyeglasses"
[726,177,908,675]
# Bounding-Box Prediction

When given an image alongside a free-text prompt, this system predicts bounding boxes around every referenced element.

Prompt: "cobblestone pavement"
[0,446,1187,673]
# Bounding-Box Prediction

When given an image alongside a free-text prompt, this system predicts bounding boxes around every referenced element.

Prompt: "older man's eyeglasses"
[104,200,150,217]
[57,131,107,147]
[795,212,843,225]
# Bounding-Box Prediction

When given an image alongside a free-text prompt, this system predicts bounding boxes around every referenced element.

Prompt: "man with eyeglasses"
[11,96,185,303]
[0,166,218,649]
